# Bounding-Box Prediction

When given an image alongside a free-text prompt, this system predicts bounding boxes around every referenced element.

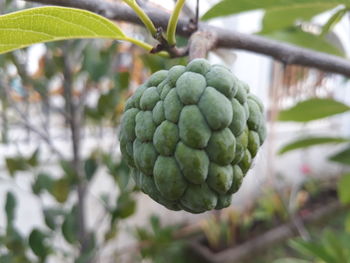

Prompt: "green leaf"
[202,0,345,20]
[84,158,98,181]
[278,136,350,154]
[5,157,27,176]
[27,148,39,167]
[82,41,117,82]
[337,173,350,204]
[97,88,119,116]
[262,5,334,33]
[60,160,78,184]
[32,173,54,195]
[329,146,350,165]
[0,255,13,263]
[61,207,78,244]
[321,7,349,36]
[43,208,65,230]
[322,230,348,262]
[114,193,136,219]
[289,239,335,263]
[50,177,70,203]
[261,27,344,56]
[0,6,127,54]
[278,98,350,122]
[345,213,350,233]
[28,229,50,260]
[272,259,312,263]
[5,192,16,225]
[5,228,25,254]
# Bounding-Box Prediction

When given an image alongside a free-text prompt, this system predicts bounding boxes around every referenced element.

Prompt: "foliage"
[202,0,348,56]
[276,174,350,263]
[0,6,127,54]
[133,215,187,263]
[0,2,139,261]
[278,97,350,167]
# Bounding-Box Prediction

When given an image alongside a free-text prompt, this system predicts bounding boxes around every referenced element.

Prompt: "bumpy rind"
[120,59,266,213]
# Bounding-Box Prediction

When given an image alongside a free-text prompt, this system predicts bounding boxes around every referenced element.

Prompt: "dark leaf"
[29,229,50,260]
[97,88,119,116]
[84,158,98,181]
[32,173,54,195]
[5,192,16,226]
[43,208,65,230]
[61,207,78,244]
[114,71,130,90]
[60,160,77,181]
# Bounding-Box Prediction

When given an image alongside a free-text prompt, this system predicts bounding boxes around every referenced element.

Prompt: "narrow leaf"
[289,239,335,263]
[278,136,350,154]
[0,6,127,54]
[338,173,350,204]
[5,192,16,224]
[329,146,350,165]
[278,98,350,122]
[202,0,344,20]
[321,8,348,36]
[345,213,350,233]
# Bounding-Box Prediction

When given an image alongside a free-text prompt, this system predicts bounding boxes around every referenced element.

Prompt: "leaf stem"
[166,0,186,46]
[123,0,157,37]
[124,37,169,57]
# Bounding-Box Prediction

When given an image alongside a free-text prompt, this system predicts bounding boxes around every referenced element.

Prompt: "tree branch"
[188,31,217,61]
[26,0,350,77]
[62,42,89,259]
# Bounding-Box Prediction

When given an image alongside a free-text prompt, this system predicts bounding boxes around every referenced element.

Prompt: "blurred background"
[0,0,350,262]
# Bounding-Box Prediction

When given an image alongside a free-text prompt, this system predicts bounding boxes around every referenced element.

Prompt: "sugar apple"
[119,58,266,213]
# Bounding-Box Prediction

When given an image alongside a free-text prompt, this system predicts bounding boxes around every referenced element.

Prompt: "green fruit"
[119,58,266,213]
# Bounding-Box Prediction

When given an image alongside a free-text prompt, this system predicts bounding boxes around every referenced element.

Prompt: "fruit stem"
[123,0,157,37]
[188,31,217,61]
[166,0,186,46]
[124,37,170,57]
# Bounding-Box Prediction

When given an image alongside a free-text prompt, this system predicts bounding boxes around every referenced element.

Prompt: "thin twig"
[4,87,64,159]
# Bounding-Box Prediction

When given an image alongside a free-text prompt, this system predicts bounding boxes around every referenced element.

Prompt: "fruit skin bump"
[119,59,266,213]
